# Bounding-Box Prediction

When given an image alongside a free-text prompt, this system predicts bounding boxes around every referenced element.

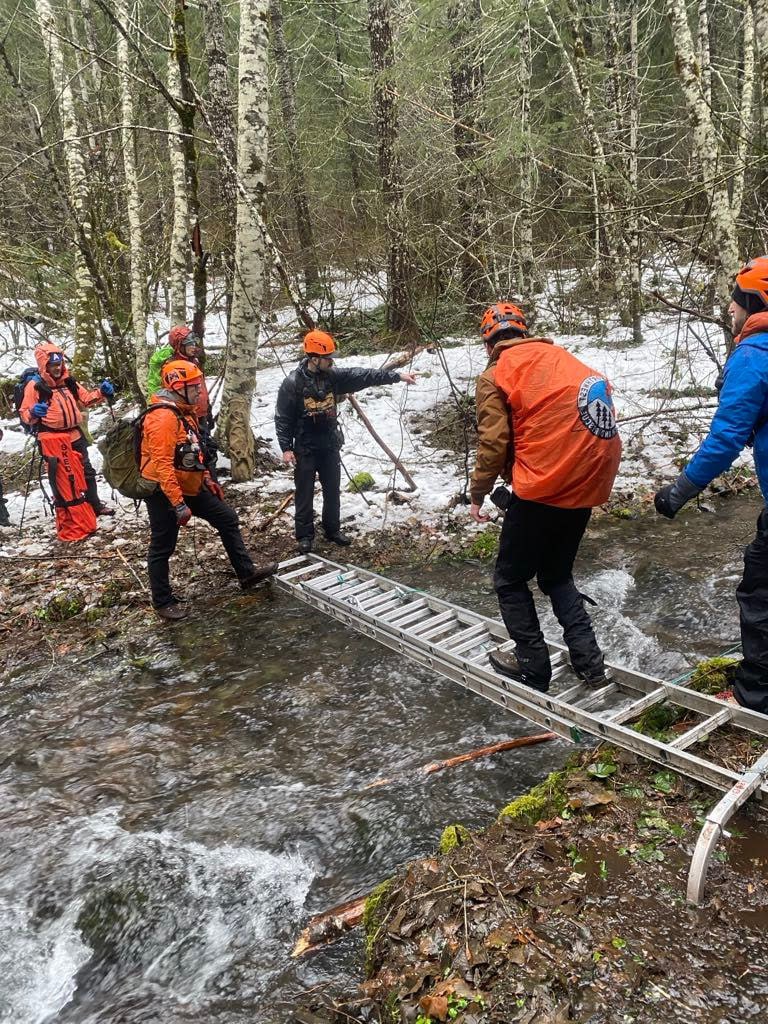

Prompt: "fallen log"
[363,732,556,790]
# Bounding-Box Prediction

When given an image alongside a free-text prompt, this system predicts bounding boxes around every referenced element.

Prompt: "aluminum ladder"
[273,554,768,903]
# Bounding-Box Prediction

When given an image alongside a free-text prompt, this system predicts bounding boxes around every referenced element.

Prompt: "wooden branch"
[364,731,556,789]
[347,394,417,492]
[255,490,294,531]
[292,895,368,958]
[649,289,724,326]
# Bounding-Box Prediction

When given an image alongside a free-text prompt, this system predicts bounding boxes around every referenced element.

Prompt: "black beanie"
[732,283,768,315]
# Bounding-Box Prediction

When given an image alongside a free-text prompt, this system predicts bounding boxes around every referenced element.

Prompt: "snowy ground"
[0,272,738,555]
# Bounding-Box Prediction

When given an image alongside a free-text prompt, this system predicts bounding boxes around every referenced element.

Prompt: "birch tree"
[166,25,190,323]
[218,0,270,481]
[518,0,538,303]
[732,1,755,224]
[34,0,97,375]
[116,0,149,394]
[367,0,417,338]
[667,0,740,324]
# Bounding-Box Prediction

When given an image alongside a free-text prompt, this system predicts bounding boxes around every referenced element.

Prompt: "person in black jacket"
[275,330,416,553]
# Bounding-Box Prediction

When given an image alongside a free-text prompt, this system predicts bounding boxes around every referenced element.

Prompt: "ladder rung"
[573,682,617,711]
[334,579,379,601]
[409,610,456,637]
[306,568,351,592]
[358,589,400,612]
[557,681,587,703]
[451,632,491,657]
[324,575,365,597]
[395,607,436,631]
[670,708,733,750]
[381,599,428,625]
[279,561,323,582]
[606,686,668,724]
[443,623,487,651]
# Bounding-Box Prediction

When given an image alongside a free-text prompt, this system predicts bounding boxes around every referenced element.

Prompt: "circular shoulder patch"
[577,375,618,439]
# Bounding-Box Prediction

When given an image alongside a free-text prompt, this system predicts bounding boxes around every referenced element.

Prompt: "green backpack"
[99,404,186,500]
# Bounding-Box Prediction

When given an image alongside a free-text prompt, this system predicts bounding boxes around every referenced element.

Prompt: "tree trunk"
[329,1,363,195]
[753,0,768,245]
[116,0,149,395]
[200,0,238,319]
[667,0,740,327]
[219,0,270,481]
[35,0,97,376]
[269,0,321,296]
[167,25,190,323]
[518,0,538,305]
[447,0,490,312]
[367,0,418,338]
[627,0,643,345]
[172,0,207,338]
[698,0,712,108]
[732,0,755,224]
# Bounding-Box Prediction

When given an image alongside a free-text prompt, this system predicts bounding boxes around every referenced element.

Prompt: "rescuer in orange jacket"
[469,303,621,692]
[139,360,277,620]
[19,342,115,516]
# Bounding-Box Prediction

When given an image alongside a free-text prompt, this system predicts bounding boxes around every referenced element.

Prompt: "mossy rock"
[498,770,567,826]
[439,823,470,854]
[98,580,124,608]
[36,589,85,622]
[687,657,739,695]
[465,528,499,561]
[347,471,375,494]
[363,877,394,973]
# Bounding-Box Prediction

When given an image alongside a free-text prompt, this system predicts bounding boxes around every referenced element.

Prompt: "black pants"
[294,447,341,541]
[145,488,255,608]
[493,496,604,684]
[734,508,768,714]
[72,431,102,513]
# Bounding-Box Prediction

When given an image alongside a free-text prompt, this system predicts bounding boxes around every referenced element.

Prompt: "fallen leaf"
[419,994,449,1021]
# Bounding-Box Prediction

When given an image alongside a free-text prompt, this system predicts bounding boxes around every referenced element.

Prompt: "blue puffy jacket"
[686,330,768,501]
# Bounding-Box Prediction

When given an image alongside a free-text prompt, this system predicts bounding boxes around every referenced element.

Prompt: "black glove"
[490,485,512,511]
[654,472,702,519]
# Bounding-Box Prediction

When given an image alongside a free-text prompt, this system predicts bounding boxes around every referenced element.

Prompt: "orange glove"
[204,474,224,500]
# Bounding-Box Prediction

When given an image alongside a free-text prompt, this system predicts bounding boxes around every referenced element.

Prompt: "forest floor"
[296,743,768,1024]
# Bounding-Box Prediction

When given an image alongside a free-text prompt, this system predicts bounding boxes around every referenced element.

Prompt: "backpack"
[99,404,191,500]
[14,368,79,433]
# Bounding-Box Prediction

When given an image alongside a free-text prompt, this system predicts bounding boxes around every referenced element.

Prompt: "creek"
[0,494,760,1023]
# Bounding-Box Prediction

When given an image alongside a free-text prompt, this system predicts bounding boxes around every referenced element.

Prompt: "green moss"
[363,877,394,972]
[611,507,635,520]
[439,823,470,854]
[35,590,85,622]
[347,471,376,493]
[98,581,123,609]
[687,657,739,695]
[632,701,682,740]
[465,528,499,561]
[498,770,567,825]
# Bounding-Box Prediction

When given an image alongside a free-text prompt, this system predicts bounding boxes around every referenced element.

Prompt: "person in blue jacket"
[654,256,768,714]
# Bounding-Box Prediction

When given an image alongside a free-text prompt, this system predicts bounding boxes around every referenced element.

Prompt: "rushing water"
[0,495,760,1023]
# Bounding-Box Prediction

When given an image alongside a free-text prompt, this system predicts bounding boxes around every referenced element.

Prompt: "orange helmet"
[480,302,528,344]
[162,359,203,392]
[304,329,337,358]
[733,257,768,311]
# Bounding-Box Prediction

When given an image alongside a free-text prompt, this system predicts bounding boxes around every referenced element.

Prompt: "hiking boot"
[155,602,188,621]
[581,673,609,690]
[240,562,278,589]
[96,505,116,517]
[488,648,549,693]
[297,538,313,555]
[326,531,352,546]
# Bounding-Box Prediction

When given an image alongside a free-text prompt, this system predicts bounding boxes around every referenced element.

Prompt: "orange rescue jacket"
[490,337,621,508]
[19,342,104,437]
[139,392,205,506]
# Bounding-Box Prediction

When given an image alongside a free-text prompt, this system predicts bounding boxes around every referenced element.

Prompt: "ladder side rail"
[687,750,768,903]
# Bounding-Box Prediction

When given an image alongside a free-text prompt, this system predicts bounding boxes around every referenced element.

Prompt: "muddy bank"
[298,745,768,1024]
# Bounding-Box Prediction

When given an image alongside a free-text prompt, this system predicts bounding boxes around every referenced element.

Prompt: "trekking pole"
[18,444,38,536]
